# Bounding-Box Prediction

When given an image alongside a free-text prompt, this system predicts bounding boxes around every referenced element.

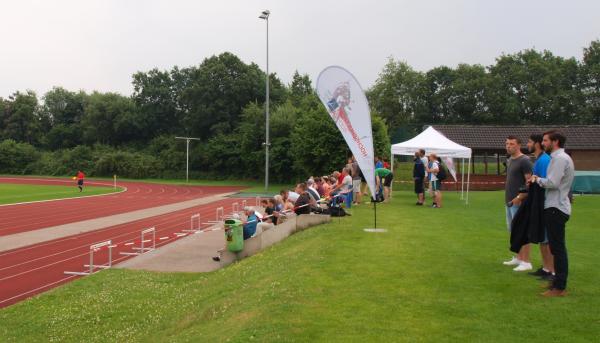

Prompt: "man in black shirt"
[294,183,312,215]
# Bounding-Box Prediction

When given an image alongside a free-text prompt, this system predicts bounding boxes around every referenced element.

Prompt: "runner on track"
[76,170,85,192]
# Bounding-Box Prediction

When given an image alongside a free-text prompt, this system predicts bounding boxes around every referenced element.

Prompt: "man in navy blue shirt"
[413,152,425,205]
[526,134,553,279]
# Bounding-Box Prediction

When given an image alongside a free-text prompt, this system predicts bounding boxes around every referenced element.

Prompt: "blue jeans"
[344,191,353,208]
[505,205,520,232]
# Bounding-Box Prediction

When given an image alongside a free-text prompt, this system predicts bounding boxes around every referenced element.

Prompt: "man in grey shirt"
[530,131,575,297]
[503,136,533,271]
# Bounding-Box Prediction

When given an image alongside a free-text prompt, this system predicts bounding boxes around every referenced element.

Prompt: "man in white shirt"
[530,131,575,297]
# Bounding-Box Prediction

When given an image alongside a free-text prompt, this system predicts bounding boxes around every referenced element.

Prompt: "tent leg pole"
[466,158,471,205]
[461,158,465,200]
[390,153,394,199]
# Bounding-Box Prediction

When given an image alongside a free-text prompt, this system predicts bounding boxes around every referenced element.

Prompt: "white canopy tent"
[390,126,473,203]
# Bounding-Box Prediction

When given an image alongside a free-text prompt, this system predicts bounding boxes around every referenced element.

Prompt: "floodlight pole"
[175,136,200,183]
[259,9,270,191]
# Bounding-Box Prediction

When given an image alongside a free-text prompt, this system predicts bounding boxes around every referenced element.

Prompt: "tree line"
[0,52,389,180]
[1,41,599,180]
[370,40,600,140]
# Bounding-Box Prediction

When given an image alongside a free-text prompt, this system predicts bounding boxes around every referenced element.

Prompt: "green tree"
[290,95,347,177]
[488,49,582,124]
[180,52,286,139]
[289,70,313,106]
[131,68,185,138]
[368,59,427,132]
[3,91,42,145]
[81,92,139,145]
[42,87,87,149]
[581,40,600,124]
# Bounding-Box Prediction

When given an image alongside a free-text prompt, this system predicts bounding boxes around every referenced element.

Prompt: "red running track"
[0,196,251,308]
[0,177,243,236]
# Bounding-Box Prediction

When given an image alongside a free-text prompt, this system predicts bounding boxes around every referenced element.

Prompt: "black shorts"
[383,173,393,187]
[77,179,84,186]
[414,178,424,194]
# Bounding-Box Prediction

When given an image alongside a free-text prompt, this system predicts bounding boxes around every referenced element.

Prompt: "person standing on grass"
[420,149,429,199]
[413,152,425,205]
[526,134,554,280]
[503,136,533,271]
[530,131,575,297]
[426,154,441,208]
[350,156,362,205]
[76,170,85,192]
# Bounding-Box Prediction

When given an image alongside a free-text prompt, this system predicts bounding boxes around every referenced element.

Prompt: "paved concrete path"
[116,225,231,272]
[117,214,331,273]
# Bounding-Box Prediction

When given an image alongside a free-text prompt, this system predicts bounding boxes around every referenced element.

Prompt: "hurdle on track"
[255,196,261,207]
[232,202,239,213]
[120,227,156,256]
[203,206,225,225]
[241,199,247,209]
[183,213,201,233]
[64,240,112,276]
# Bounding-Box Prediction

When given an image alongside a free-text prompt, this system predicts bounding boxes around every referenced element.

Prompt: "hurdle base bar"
[64,271,91,276]
[120,251,141,256]
[84,264,111,269]
[131,247,153,252]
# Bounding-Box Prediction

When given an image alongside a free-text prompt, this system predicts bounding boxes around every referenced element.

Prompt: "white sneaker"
[503,257,521,266]
[513,262,533,271]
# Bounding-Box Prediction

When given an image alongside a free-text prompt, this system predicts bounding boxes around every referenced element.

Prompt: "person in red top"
[76,170,85,192]
[383,158,391,169]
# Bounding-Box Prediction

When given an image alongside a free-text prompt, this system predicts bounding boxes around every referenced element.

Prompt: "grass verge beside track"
[1,191,598,341]
[0,183,119,205]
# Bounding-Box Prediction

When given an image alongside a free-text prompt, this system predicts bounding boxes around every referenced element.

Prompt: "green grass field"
[1,191,599,342]
[0,183,119,205]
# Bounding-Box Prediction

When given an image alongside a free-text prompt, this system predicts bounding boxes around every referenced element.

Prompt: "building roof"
[431,125,600,151]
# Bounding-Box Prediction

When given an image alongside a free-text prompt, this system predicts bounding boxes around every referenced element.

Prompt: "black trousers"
[544,207,570,290]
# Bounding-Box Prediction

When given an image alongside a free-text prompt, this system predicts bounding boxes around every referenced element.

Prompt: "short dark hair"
[419,149,425,155]
[297,183,307,191]
[506,135,521,144]
[529,133,543,145]
[543,130,566,148]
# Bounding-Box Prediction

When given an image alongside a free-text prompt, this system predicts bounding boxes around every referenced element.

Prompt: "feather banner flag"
[316,66,376,199]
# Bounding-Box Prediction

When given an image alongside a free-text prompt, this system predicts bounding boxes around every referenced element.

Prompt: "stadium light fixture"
[259,9,270,191]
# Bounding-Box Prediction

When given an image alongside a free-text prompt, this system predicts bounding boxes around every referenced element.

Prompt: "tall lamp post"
[259,9,270,191]
[175,136,200,183]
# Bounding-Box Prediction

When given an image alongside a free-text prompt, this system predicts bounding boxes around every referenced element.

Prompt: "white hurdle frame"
[242,200,247,209]
[204,206,225,225]
[255,196,261,207]
[120,227,156,256]
[232,202,239,213]
[64,240,112,276]
[184,213,201,233]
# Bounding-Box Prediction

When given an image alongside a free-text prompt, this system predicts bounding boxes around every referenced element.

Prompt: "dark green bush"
[0,139,40,174]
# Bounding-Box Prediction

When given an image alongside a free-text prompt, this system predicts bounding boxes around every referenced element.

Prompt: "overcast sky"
[2,0,599,99]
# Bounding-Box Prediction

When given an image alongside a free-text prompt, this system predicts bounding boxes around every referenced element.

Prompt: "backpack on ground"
[328,206,346,217]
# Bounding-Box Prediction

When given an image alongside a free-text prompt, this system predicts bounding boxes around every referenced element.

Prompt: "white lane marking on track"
[0,178,127,208]
[0,275,78,305]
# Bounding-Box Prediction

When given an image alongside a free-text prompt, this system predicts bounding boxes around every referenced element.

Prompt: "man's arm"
[512,172,531,206]
[537,158,565,190]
